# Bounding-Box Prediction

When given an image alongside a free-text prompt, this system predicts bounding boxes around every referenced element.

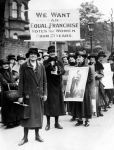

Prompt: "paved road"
[0,104,114,150]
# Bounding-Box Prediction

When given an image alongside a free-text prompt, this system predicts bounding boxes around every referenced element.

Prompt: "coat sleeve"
[95,69,104,80]
[42,65,47,96]
[58,60,65,75]
[0,73,16,89]
[0,74,8,89]
[87,67,94,83]
[18,64,24,98]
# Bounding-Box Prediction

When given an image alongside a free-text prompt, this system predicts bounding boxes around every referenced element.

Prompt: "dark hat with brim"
[68,53,76,60]
[107,55,114,61]
[26,47,39,57]
[98,50,106,58]
[7,54,16,61]
[48,46,55,54]
[88,52,98,59]
[17,54,26,61]
[75,50,87,58]
[1,58,10,65]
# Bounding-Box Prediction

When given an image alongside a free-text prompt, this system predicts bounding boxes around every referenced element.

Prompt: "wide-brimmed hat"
[43,52,49,57]
[97,50,106,58]
[7,54,16,61]
[26,47,39,57]
[107,55,114,61]
[1,58,10,65]
[68,53,76,60]
[17,54,25,61]
[75,50,87,58]
[48,46,55,54]
[88,52,98,59]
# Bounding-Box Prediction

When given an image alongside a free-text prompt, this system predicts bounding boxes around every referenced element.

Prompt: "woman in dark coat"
[0,58,19,128]
[43,46,65,131]
[88,52,104,117]
[97,51,108,112]
[71,51,93,127]
[18,48,47,146]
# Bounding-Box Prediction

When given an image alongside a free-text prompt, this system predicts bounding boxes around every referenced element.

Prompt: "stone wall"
[0,38,34,59]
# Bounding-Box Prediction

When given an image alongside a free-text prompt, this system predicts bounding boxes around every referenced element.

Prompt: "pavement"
[1,104,114,150]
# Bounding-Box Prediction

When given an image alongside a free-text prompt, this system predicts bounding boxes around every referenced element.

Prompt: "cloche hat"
[26,47,39,57]
[97,50,106,58]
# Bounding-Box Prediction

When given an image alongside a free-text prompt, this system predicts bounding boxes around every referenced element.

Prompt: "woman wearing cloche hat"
[88,52,105,117]
[43,45,65,131]
[97,50,106,64]
[0,58,19,128]
[18,47,47,146]
[7,54,17,70]
[69,50,93,127]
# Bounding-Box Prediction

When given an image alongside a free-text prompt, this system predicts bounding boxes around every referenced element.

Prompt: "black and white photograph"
[65,67,89,101]
[1,0,114,150]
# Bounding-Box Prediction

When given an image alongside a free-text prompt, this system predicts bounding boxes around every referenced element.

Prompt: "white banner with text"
[29,9,80,41]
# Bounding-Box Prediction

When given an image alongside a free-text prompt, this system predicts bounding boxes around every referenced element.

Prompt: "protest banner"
[29,9,80,41]
[64,67,89,101]
[102,63,113,89]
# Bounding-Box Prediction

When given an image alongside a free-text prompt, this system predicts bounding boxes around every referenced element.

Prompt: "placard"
[65,67,89,101]
[102,63,114,89]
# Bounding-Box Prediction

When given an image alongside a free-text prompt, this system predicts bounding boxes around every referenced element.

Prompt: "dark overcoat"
[95,61,105,107]
[71,65,93,119]
[18,60,47,128]
[0,68,19,126]
[43,57,65,116]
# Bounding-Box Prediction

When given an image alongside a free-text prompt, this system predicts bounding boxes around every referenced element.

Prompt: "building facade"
[4,0,29,39]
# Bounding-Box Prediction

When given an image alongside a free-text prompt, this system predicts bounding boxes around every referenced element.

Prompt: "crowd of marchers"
[0,46,114,146]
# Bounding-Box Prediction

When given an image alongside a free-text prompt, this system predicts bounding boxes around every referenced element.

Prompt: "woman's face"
[98,56,104,62]
[90,57,96,64]
[76,55,84,63]
[49,51,56,58]
[2,64,9,69]
[29,53,38,61]
[18,59,25,65]
[69,57,75,62]
[10,59,15,64]
[44,56,49,61]
[63,57,68,63]
[108,60,113,64]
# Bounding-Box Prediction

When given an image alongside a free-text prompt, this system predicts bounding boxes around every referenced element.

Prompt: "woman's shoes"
[45,124,50,131]
[75,120,83,126]
[35,136,44,142]
[85,121,90,127]
[18,138,28,146]
[70,117,76,122]
[107,105,111,108]
[55,123,63,129]
[99,112,103,116]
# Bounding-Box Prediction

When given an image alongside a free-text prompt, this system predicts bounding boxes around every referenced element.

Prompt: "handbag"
[5,83,19,102]
[13,102,30,119]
